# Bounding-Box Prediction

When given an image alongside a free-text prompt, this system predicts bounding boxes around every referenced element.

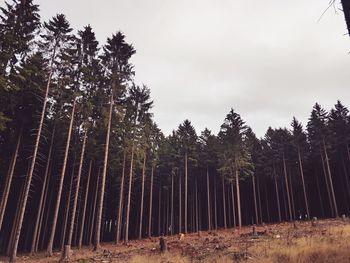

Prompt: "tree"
[0,0,40,131]
[94,31,135,249]
[291,117,310,218]
[177,119,198,233]
[307,103,338,218]
[123,84,153,243]
[218,109,253,228]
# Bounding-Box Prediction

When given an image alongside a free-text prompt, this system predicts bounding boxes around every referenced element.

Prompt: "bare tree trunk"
[288,168,296,220]
[116,152,126,243]
[264,182,271,223]
[31,125,55,254]
[297,147,309,218]
[40,174,54,250]
[7,181,25,256]
[78,160,92,249]
[206,166,211,231]
[252,174,258,225]
[0,127,22,231]
[235,170,242,228]
[282,153,292,221]
[323,138,338,217]
[89,167,101,246]
[124,143,134,244]
[184,151,188,234]
[66,131,87,254]
[195,177,199,233]
[320,146,334,217]
[61,164,75,250]
[178,172,182,233]
[316,174,325,217]
[274,172,282,222]
[47,99,76,256]
[158,183,161,236]
[35,165,52,252]
[230,181,236,227]
[214,175,217,230]
[227,184,232,227]
[171,171,174,235]
[94,93,113,250]
[341,153,350,202]
[10,68,54,262]
[166,189,169,235]
[341,0,350,36]
[257,175,262,224]
[148,165,154,237]
[138,155,146,239]
[222,176,227,229]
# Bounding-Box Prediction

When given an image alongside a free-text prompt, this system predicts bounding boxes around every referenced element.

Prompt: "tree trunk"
[316,174,325,217]
[158,183,161,236]
[320,146,334,217]
[138,155,146,240]
[297,147,309,218]
[283,153,293,221]
[235,170,242,228]
[195,177,199,233]
[47,99,76,256]
[252,174,258,225]
[274,165,282,222]
[171,171,174,235]
[9,54,55,261]
[40,173,54,250]
[227,185,232,227]
[214,175,217,230]
[7,181,25,256]
[178,172,182,233]
[206,166,211,230]
[35,164,52,252]
[94,93,113,250]
[222,176,227,229]
[89,167,101,246]
[78,160,92,249]
[116,151,126,243]
[323,138,338,217]
[124,143,135,244]
[288,167,296,220]
[230,181,236,227]
[341,0,350,36]
[61,163,75,251]
[66,131,87,253]
[148,165,154,237]
[184,151,188,234]
[0,127,22,231]
[264,182,271,223]
[31,125,55,254]
[256,175,263,224]
[341,153,350,203]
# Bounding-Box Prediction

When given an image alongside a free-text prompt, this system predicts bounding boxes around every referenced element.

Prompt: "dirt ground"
[2,218,350,262]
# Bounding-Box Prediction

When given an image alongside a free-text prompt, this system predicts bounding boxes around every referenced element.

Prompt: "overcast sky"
[36,0,350,138]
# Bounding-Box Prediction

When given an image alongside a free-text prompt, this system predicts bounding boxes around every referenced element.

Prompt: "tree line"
[1,0,350,262]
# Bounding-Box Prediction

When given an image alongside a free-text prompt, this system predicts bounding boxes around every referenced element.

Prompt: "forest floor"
[2,218,350,263]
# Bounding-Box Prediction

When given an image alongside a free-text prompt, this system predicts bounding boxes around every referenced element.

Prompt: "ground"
[2,218,350,262]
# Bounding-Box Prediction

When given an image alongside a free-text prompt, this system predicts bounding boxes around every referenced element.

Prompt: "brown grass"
[2,219,350,262]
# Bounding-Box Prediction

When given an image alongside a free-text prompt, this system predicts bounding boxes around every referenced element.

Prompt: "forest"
[0,0,350,262]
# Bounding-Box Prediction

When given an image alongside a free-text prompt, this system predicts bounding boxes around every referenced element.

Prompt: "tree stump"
[311,217,317,227]
[159,237,167,253]
[342,214,346,222]
[252,226,257,236]
[293,221,298,229]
